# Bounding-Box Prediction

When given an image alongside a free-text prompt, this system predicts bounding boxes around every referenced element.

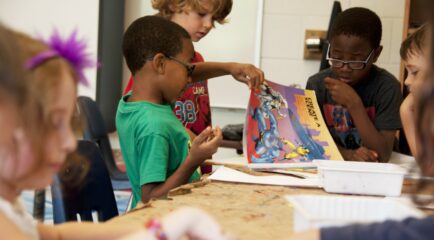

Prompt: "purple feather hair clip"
[25,29,96,87]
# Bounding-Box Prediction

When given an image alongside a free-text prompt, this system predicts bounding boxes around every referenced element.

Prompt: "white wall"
[0,0,99,99]
[261,0,405,88]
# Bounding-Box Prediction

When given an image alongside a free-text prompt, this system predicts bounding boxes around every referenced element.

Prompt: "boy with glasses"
[306,7,402,162]
[117,16,263,208]
[123,0,261,174]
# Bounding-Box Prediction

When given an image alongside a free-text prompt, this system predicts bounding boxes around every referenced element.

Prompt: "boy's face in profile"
[329,34,381,86]
[403,52,429,95]
[171,0,215,42]
[161,38,195,103]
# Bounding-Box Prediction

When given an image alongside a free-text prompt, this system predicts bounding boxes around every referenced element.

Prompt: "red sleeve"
[123,75,134,95]
[193,51,205,63]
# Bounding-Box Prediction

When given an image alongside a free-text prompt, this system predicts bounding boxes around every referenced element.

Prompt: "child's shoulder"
[370,65,400,88]
[372,66,398,80]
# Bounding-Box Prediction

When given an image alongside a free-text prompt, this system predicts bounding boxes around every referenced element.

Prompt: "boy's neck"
[129,74,164,105]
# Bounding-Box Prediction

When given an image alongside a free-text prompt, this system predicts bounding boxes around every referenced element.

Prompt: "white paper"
[208,166,320,188]
[247,162,316,169]
[206,156,248,166]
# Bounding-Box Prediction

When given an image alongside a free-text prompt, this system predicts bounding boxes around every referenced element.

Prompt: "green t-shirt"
[116,94,200,208]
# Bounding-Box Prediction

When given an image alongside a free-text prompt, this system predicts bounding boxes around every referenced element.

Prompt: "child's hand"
[324,77,362,110]
[351,146,379,162]
[118,207,232,240]
[162,207,232,240]
[229,63,264,89]
[187,126,222,166]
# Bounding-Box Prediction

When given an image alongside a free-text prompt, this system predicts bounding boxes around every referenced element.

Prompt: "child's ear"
[151,53,167,75]
[372,45,383,63]
[168,3,180,13]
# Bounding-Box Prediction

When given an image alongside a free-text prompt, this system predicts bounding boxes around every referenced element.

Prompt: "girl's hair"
[0,24,28,106]
[14,31,89,183]
[152,0,232,25]
[400,24,430,61]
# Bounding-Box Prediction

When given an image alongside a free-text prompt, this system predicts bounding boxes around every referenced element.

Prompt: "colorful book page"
[245,80,343,167]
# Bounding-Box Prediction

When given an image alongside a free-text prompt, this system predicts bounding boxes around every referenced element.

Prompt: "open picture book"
[244,80,343,169]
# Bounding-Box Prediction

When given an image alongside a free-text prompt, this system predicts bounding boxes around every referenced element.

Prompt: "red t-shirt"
[123,52,212,135]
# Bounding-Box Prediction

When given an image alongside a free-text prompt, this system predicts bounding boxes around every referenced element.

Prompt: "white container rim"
[313,160,407,175]
[286,195,424,222]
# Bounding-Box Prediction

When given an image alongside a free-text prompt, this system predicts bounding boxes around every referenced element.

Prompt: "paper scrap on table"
[208,166,320,188]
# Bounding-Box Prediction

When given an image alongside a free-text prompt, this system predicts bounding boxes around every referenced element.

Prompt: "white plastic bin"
[287,195,424,232]
[314,160,406,196]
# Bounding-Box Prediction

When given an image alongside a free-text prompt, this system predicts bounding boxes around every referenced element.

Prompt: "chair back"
[51,140,119,223]
[77,96,128,181]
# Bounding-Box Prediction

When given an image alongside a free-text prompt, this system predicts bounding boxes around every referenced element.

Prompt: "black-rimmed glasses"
[326,44,375,70]
[166,55,195,77]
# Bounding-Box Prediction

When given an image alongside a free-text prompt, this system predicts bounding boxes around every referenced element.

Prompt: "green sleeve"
[137,134,169,186]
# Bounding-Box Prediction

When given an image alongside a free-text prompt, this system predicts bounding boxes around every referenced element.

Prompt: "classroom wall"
[0,0,406,109]
[124,0,405,109]
[0,0,100,99]
[261,0,405,88]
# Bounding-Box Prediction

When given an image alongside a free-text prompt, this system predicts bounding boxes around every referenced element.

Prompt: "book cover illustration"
[245,80,343,165]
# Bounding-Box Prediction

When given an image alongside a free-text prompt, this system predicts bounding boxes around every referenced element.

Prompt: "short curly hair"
[152,0,232,25]
[329,7,382,48]
[122,15,191,75]
[400,24,430,61]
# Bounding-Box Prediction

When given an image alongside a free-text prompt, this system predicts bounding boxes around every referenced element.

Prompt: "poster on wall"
[244,80,343,168]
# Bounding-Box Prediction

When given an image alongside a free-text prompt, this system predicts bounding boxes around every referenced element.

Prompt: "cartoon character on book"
[251,106,282,163]
[250,82,325,163]
[281,139,310,159]
[256,82,288,119]
[251,83,311,162]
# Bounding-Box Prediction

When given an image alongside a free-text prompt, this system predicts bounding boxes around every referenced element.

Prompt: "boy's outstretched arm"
[141,127,222,203]
[38,221,143,240]
[400,94,417,155]
[325,77,395,162]
[192,62,264,89]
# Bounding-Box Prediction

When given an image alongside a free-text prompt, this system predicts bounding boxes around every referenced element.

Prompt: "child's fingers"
[236,75,253,88]
[235,65,264,89]
[249,69,265,89]
[360,147,378,162]
[205,128,222,146]
[367,150,379,162]
[355,147,378,162]
[324,77,338,83]
[212,127,222,140]
[324,77,339,89]
[194,126,212,143]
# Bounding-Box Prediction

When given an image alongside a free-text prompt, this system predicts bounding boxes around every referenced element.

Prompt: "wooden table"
[109,171,346,239]
[109,154,433,239]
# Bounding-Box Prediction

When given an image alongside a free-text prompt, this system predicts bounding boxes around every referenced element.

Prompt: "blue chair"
[77,96,130,190]
[51,140,119,223]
